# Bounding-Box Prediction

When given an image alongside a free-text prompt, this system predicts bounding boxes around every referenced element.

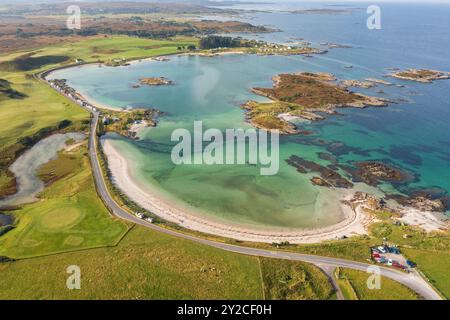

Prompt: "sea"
[47,2,450,230]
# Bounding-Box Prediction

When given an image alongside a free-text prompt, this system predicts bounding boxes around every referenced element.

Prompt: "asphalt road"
[88,111,442,300]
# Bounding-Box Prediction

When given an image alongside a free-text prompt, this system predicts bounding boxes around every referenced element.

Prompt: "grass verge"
[335,267,420,300]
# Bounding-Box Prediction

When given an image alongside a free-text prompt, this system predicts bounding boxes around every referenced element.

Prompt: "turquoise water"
[48,3,450,229]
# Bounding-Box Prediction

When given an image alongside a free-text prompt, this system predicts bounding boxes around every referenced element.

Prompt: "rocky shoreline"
[139,77,173,86]
[242,72,389,134]
[389,69,450,83]
[285,153,449,232]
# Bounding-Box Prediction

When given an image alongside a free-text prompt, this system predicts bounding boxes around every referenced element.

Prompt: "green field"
[335,268,420,300]
[0,146,129,258]
[0,223,344,299]
[260,258,334,300]
[0,35,197,67]
[402,248,450,299]
[0,225,263,299]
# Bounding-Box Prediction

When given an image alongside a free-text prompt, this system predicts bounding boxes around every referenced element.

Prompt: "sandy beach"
[102,138,376,244]
[398,208,449,233]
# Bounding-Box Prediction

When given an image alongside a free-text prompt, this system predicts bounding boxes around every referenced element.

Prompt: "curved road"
[85,112,442,300]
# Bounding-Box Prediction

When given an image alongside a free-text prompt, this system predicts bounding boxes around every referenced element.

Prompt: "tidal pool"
[0,133,85,208]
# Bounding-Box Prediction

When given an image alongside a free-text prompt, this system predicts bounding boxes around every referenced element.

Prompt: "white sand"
[102,139,373,244]
[81,91,125,112]
[398,208,449,233]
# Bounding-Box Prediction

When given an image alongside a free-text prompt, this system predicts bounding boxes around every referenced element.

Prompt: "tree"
[198,36,241,50]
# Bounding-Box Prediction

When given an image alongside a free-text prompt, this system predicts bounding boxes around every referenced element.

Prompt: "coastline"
[43,53,449,243]
[101,138,375,244]
[43,53,246,112]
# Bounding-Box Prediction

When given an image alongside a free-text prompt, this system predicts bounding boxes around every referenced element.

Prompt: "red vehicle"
[392,261,405,269]
[372,253,381,258]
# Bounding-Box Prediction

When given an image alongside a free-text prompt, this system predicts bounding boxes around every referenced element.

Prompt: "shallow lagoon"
[0,133,85,208]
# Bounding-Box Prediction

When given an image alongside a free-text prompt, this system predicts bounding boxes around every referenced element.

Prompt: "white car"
[387,259,393,266]
[135,212,144,219]
[378,246,387,254]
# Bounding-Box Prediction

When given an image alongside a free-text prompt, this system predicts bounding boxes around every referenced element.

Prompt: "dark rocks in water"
[389,145,423,166]
[393,195,446,212]
[408,197,446,212]
[342,161,414,187]
[286,155,353,189]
[310,177,333,187]
[388,188,449,213]
[317,152,338,164]
[326,141,370,157]
[327,164,340,171]
[297,130,315,136]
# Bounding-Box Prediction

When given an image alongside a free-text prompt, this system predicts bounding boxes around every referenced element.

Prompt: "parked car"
[378,246,387,254]
[406,260,416,268]
[393,262,407,270]
[135,212,144,219]
[387,258,393,266]
[388,247,400,254]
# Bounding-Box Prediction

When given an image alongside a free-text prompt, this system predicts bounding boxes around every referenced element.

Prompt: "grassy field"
[260,258,334,300]
[0,35,197,65]
[0,145,129,258]
[402,248,450,299]
[335,268,420,300]
[0,224,344,300]
[0,225,263,299]
[0,53,88,197]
